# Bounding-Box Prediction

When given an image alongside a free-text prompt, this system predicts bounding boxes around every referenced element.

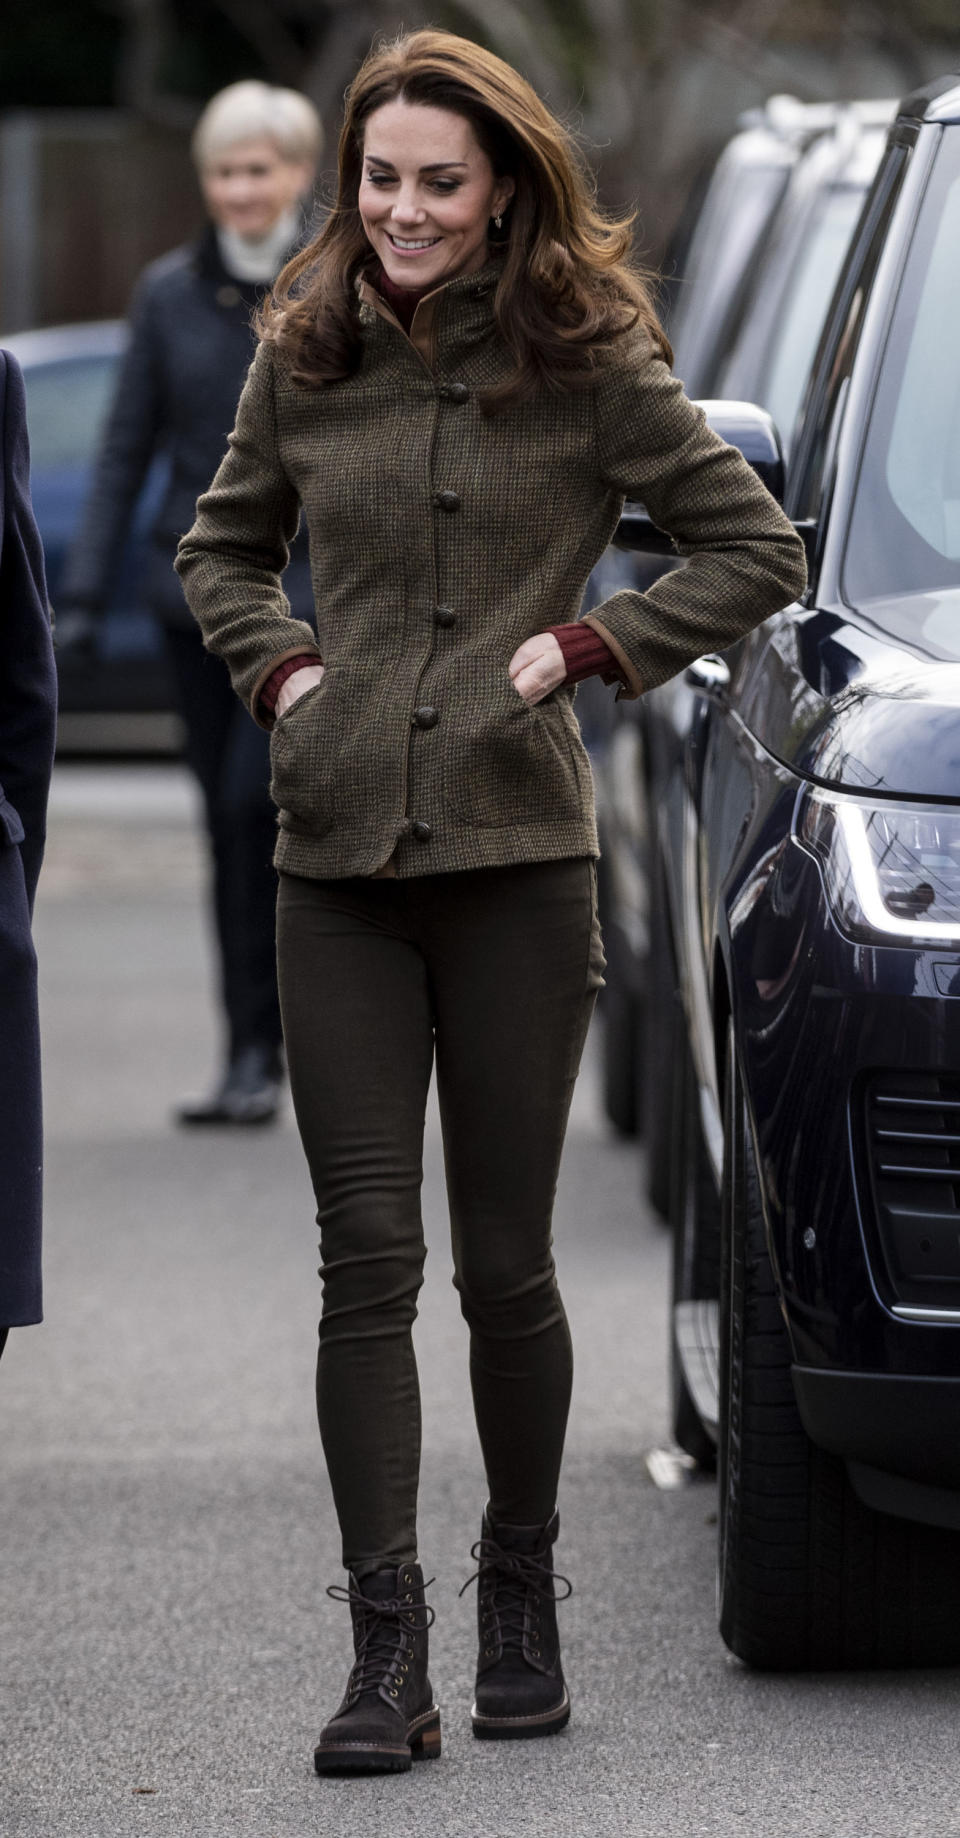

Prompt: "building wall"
[0,111,203,332]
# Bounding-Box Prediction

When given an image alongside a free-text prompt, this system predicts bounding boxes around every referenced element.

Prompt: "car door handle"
[685,654,731,694]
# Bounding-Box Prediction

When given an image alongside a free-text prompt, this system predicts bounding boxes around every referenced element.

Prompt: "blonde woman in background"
[58,82,321,1125]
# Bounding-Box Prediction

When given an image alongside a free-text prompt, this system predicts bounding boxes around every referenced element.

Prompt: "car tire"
[668,1019,720,1470]
[643,849,676,1220]
[592,863,640,1146]
[717,1021,960,1670]
[599,937,642,1139]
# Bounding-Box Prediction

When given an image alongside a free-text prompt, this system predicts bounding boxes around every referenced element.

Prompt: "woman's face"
[358,99,514,289]
[201,137,313,239]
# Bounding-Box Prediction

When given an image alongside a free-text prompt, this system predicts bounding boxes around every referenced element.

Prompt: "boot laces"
[459,1539,571,1652]
[326,1578,435,1699]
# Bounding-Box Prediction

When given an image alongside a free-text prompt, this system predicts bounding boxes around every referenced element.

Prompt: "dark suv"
[593,100,891,1148]
[632,74,960,1668]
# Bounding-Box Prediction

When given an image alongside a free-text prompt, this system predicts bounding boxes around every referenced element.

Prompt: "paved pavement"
[2,764,959,1838]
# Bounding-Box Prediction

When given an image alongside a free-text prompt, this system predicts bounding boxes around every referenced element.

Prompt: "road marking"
[645,1445,699,1489]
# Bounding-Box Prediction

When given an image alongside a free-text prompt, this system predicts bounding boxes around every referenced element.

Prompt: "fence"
[0,110,203,332]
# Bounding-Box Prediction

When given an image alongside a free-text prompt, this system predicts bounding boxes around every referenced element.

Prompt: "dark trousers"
[163,625,282,1059]
[276,858,605,1574]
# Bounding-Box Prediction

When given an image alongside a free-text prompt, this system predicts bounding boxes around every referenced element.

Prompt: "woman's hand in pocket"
[276,662,325,717]
[508,633,565,705]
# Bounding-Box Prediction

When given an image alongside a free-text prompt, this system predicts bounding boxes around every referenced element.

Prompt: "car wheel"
[643,849,677,1219]
[717,1021,960,1670]
[599,937,642,1139]
[601,990,641,1137]
[668,1020,720,1470]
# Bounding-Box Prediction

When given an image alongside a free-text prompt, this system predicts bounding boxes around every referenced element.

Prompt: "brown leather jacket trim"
[358,277,443,371]
[581,614,643,700]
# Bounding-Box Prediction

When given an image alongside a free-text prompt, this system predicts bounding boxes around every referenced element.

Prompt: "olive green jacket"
[175,263,807,881]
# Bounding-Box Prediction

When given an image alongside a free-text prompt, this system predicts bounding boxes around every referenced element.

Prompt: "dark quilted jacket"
[176,261,807,880]
[60,225,313,627]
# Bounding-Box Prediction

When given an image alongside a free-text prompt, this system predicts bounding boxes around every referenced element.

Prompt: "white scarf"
[216,207,301,284]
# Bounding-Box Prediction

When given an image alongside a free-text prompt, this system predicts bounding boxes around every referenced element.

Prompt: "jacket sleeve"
[57,272,168,614]
[0,352,57,911]
[175,340,321,723]
[584,331,808,697]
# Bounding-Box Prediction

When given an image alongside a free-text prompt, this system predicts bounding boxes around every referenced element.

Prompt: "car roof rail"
[847,98,899,127]
[736,94,840,143]
[896,72,960,121]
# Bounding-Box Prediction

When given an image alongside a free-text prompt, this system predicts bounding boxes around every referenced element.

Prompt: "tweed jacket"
[176,261,807,881]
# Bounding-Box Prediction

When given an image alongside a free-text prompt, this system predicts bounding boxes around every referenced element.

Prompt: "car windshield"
[843,129,960,654]
[23,354,117,471]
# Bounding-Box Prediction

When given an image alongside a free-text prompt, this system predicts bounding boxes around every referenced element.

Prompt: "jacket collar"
[358,256,501,371]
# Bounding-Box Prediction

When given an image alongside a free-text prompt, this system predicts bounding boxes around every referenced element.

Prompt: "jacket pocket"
[437,657,583,830]
[268,674,339,833]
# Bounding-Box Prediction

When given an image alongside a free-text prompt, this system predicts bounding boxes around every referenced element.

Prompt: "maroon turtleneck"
[374,265,433,333]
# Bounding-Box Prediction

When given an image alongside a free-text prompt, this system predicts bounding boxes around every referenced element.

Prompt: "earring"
[493,214,503,230]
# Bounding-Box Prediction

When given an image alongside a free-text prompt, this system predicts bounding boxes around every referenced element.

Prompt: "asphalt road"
[2,764,959,1838]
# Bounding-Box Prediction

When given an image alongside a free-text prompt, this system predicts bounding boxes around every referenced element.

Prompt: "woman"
[0,348,57,1363]
[59,81,321,1125]
[177,31,807,1773]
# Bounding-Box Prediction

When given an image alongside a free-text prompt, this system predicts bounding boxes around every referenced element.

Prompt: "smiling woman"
[176,25,807,1784]
[260,30,668,411]
[358,100,515,288]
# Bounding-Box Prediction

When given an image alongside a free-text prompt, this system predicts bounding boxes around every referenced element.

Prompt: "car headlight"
[796,787,960,944]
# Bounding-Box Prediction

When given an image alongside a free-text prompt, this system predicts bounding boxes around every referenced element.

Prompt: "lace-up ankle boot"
[313,1564,441,1774]
[464,1506,571,1740]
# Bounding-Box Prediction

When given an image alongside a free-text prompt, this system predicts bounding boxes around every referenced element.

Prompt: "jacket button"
[216,284,243,308]
[413,705,438,729]
[442,382,470,404]
[435,489,460,512]
[411,820,432,842]
[434,605,456,628]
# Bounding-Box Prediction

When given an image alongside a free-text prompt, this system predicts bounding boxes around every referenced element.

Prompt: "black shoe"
[314,1565,441,1775]
[175,1044,283,1127]
[462,1506,571,1740]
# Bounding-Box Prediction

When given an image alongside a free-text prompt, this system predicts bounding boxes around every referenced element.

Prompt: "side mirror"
[615,399,799,553]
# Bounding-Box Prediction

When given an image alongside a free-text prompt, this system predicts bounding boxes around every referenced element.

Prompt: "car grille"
[864,1073,960,1310]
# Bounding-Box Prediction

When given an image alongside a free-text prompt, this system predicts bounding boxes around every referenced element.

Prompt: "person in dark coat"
[0,349,57,1358]
[57,81,321,1125]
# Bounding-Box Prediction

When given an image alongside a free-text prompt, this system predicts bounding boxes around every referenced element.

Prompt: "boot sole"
[314,1705,441,1775]
[471,1689,570,1741]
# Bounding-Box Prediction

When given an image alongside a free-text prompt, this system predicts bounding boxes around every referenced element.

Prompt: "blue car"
[4,322,177,751]
[629,74,960,1668]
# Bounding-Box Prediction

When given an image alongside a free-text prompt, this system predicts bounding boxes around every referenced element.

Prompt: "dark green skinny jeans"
[276,858,604,1575]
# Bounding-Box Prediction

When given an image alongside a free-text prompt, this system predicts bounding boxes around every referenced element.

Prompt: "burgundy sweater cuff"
[549,622,621,686]
[258,653,322,719]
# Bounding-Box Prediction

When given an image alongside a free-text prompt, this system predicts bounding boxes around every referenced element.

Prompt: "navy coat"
[59,224,313,627]
[0,349,57,1326]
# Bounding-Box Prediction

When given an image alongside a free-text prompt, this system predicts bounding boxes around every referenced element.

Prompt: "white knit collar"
[216,207,301,284]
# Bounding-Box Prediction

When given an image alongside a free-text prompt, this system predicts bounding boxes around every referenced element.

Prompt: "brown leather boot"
[462,1507,571,1740]
[313,1564,441,1775]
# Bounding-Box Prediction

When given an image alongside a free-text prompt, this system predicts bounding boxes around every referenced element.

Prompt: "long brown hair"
[261,29,670,412]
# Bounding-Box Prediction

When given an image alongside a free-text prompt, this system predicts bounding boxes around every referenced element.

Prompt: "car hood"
[739,597,960,801]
